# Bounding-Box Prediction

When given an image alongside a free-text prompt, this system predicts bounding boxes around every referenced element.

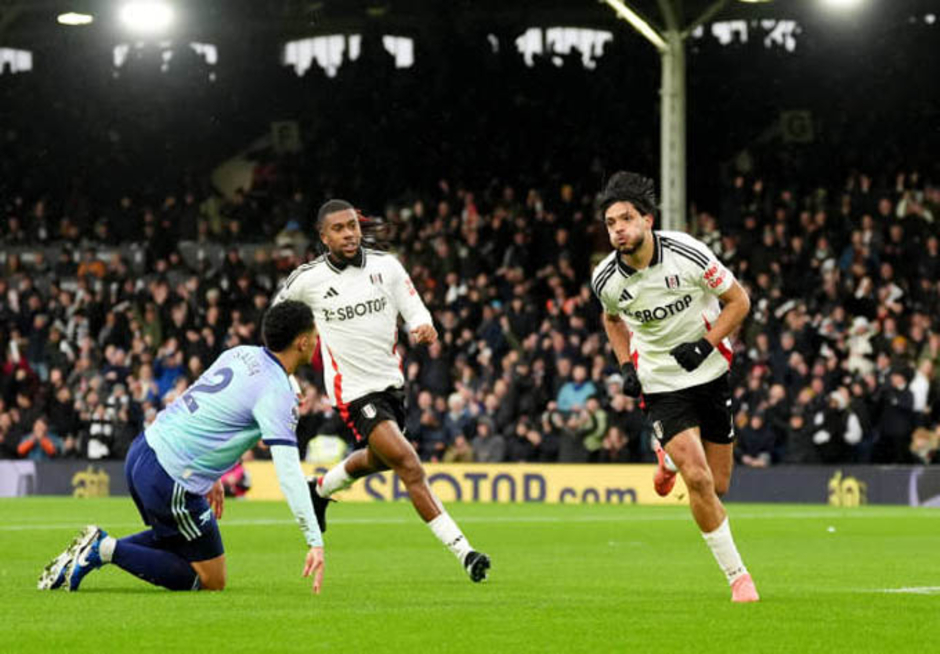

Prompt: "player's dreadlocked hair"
[314,198,390,252]
[596,171,659,220]
[262,300,314,352]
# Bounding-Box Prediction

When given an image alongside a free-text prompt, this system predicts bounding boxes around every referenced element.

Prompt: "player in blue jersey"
[37,301,326,593]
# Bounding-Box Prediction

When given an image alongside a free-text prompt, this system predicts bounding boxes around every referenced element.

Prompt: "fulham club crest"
[665,275,680,290]
[362,404,377,419]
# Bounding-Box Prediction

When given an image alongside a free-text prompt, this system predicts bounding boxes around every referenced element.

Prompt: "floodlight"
[57,12,94,26]
[120,2,174,34]
[820,0,865,10]
[600,0,667,51]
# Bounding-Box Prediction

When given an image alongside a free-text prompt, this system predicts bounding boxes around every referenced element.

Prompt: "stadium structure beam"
[601,0,729,232]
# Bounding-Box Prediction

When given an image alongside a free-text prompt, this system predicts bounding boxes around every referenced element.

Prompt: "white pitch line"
[1,508,938,532]
[877,586,940,595]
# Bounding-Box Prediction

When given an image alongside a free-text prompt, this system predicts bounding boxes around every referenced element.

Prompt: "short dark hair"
[597,171,658,220]
[316,199,355,231]
[262,301,314,352]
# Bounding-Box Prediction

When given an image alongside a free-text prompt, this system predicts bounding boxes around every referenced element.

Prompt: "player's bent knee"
[198,571,226,591]
[395,454,426,486]
[714,479,730,497]
[683,466,714,496]
[192,556,226,591]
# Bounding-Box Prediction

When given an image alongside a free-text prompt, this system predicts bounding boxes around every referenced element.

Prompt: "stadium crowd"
[2,28,939,468]
[2,164,939,467]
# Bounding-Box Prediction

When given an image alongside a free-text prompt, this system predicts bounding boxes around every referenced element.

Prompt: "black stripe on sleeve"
[661,239,710,269]
[263,439,299,448]
[660,237,711,265]
[592,261,617,297]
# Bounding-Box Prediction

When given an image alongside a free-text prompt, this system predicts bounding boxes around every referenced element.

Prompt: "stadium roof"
[2,0,937,47]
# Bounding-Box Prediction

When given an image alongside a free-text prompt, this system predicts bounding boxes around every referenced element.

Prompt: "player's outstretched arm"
[410,323,438,345]
[602,313,641,397]
[601,312,632,366]
[303,546,325,595]
[704,281,751,347]
[670,281,751,372]
[271,444,325,593]
[206,479,224,519]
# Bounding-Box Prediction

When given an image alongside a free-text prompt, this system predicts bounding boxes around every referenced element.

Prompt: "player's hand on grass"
[410,323,438,345]
[303,546,325,594]
[620,362,642,398]
[670,338,714,372]
[207,479,225,520]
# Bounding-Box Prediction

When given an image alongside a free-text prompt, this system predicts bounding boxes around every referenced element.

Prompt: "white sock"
[317,459,354,497]
[702,517,747,584]
[664,452,678,472]
[99,536,116,563]
[427,511,472,562]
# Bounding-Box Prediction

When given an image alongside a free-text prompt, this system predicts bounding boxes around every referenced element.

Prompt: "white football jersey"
[592,230,737,394]
[275,248,433,407]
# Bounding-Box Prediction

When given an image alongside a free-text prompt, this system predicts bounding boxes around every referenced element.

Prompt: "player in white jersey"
[592,172,759,603]
[275,199,490,582]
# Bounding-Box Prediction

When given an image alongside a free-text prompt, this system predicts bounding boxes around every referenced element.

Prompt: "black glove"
[620,362,642,398]
[670,338,714,372]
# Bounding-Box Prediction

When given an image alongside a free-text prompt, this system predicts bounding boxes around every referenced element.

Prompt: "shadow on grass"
[75,587,243,595]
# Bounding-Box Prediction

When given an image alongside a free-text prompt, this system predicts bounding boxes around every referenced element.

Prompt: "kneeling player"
[38,301,325,593]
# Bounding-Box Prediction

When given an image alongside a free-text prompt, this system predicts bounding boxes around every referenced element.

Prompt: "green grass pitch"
[3,498,937,653]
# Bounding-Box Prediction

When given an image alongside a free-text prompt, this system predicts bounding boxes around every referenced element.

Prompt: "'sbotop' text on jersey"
[592,230,736,393]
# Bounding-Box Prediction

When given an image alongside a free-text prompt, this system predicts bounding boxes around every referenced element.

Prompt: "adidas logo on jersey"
[323,287,339,299]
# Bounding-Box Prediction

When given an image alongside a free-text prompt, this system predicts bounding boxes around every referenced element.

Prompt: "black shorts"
[337,387,406,444]
[643,373,734,446]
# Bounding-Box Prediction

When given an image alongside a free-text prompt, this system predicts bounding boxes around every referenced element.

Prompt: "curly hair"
[596,171,659,220]
[262,300,314,352]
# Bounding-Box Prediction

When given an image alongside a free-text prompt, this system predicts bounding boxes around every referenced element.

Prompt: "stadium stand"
[2,21,938,467]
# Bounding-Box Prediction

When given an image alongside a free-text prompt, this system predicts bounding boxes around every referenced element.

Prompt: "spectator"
[471,417,506,463]
[782,411,817,464]
[873,370,916,463]
[443,435,474,463]
[738,414,775,468]
[17,417,63,461]
[442,392,473,447]
[556,364,597,414]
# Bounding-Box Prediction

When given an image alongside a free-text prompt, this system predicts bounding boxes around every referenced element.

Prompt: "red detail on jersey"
[703,316,733,365]
[405,278,417,297]
[393,328,403,373]
[631,350,639,368]
[704,263,725,289]
[327,346,364,442]
[311,337,323,367]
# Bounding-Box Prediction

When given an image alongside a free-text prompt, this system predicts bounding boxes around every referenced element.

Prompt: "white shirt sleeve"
[591,257,622,315]
[677,234,736,297]
[389,257,433,330]
[596,287,620,316]
[270,444,323,548]
[274,279,301,305]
